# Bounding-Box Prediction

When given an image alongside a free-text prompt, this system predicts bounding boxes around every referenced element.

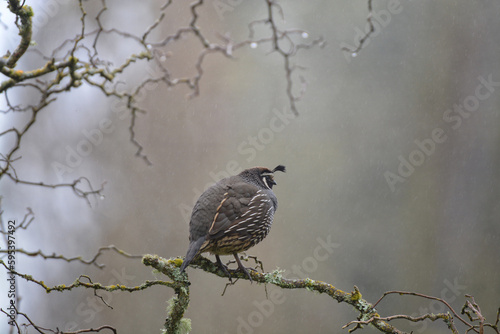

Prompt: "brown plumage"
[180,165,285,281]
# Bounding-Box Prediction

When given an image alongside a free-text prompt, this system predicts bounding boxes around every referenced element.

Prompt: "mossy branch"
[4,1,33,68]
[143,254,403,333]
[144,254,498,334]
[142,255,191,334]
[0,251,495,334]
[0,259,174,293]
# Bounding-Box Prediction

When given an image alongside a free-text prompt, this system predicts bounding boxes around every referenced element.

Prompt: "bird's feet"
[216,255,234,283]
[216,254,256,283]
[233,253,254,283]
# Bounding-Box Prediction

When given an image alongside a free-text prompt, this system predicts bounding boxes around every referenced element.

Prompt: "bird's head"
[241,165,286,190]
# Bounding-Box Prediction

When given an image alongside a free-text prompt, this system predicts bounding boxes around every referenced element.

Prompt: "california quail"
[179,165,286,281]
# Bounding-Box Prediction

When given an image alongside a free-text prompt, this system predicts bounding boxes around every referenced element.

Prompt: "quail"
[179,165,286,281]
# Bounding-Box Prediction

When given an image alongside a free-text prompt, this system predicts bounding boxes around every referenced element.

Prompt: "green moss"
[166,296,177,313]
[304,278,316,292]
[178,318,192,334]
[167,257,183,268]
[356,300,372,314]
[350,286,362,301]
[160,319,192,334]
[180,286,189,295]
[264,268,285,284]
[22,5,34,17]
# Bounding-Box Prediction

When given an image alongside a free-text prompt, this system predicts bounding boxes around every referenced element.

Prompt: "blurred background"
[1,0,499,333]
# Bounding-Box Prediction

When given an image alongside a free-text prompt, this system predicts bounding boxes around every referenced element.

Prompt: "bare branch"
[0,202,34,236]
[343,313,459,334]
[1,306,118,334]
[4,173,104,206]
[0,245,142,268]
[1,0,322,205]
[341,0,375,57]
[462,295,500,334]
[372,290,477,332]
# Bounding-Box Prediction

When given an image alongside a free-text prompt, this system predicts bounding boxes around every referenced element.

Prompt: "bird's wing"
[207,182,274,240]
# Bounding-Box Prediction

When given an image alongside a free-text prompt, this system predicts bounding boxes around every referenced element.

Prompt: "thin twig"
[372,290,477,333]
[0,245,142,268]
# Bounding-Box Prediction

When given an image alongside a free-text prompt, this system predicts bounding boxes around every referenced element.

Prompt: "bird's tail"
[180,237,206,272]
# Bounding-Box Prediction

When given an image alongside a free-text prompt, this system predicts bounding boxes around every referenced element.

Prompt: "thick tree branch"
[145,254,500,334]
[144,254,403,334]
[3,1,33,68]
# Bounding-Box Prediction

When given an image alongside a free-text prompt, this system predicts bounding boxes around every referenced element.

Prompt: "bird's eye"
[262,175,275,189]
